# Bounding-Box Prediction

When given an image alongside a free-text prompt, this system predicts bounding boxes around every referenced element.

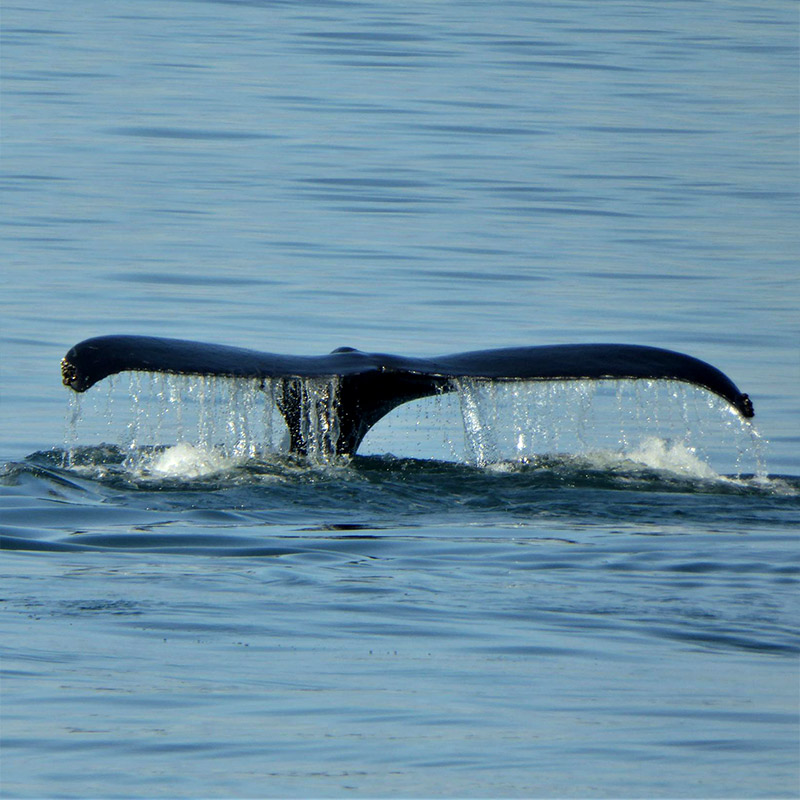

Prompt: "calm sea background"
[1,1,799,798]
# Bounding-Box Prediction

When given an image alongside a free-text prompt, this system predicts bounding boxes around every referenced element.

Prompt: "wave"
[14,439,795,491]
[4,440,795,498]
[1,440,796,558]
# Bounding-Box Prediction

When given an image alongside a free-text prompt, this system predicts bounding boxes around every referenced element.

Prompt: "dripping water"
[296,376,342,463]
[62,373,766,477]
[444,378,764,477]
[63,392,82,468]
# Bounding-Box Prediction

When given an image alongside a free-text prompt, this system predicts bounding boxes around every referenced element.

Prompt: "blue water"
[2,1,798,797]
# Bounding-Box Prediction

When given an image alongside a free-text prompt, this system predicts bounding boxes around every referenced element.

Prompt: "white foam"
[145,442,235,479]
[625,436,719,479]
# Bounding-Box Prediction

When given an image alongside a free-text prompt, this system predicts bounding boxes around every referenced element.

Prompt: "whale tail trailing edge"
[61,335,754,456]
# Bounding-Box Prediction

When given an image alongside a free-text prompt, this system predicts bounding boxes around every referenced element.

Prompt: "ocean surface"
[1,1,798,798]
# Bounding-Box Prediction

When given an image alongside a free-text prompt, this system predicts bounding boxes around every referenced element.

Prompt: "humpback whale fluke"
[61,335,754,456]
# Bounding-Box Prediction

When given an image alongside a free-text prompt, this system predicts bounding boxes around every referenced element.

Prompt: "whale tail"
[61,335,754,456]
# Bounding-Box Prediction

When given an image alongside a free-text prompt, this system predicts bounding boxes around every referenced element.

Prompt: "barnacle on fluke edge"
[61,357,79,389]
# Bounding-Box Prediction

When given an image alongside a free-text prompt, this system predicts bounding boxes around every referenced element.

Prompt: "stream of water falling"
[63,372,765,477]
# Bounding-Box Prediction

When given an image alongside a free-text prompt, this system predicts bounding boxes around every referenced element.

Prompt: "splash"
[625,436,719,479]
[143,442,235,479]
